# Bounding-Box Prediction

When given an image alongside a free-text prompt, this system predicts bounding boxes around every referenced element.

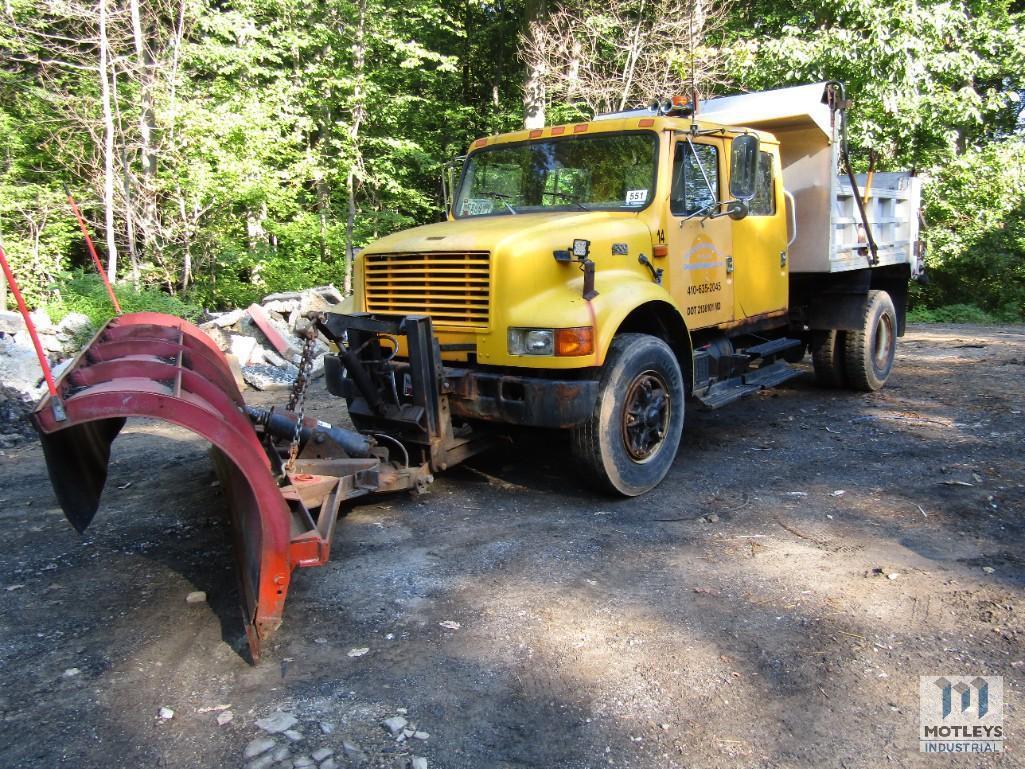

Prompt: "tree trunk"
[121,145,141,287]
[167,0,186,142]
[130,0,158,259]
[316,174,330,262]
[178,191,192,291]
[344,0,367,297]
[98,0,119,282]
[111,66,141,287]
[345,169,356,295]
[462,4,471,105]
[522,0,547,128]
[618,0,647,111]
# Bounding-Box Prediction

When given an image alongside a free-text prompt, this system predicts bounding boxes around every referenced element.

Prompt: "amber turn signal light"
[652,244,668,258]
[555,327,594,356]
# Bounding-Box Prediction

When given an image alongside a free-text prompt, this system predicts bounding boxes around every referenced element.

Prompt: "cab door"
[664,135,734,330]
[729,146,789,321]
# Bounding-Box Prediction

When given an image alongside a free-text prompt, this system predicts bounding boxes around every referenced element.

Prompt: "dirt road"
[1,324,1023,769]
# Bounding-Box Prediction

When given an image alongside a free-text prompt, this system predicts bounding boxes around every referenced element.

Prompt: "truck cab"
[340,83,922,496]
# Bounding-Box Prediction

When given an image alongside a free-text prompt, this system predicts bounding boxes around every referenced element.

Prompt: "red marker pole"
[0,244,62,412]
[63,184,122,315]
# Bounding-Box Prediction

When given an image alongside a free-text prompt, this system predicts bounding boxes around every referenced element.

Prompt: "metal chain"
[284,328,318,473]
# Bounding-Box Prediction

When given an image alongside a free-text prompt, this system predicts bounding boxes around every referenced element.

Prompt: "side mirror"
[441,156,465,220]
[729,134,759,202]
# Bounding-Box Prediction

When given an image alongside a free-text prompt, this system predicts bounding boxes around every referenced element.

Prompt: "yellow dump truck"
[327,81,923,496]
[27,82,924,653]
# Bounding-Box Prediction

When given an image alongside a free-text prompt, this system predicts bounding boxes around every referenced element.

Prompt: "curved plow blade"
[30,312,299,661]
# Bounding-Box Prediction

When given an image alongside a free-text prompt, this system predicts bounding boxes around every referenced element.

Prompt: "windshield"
[454,132,658,218]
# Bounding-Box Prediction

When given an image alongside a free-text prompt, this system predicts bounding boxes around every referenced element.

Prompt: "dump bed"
[698,82,923,276]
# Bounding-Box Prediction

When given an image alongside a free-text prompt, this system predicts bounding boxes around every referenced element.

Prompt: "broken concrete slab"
[201,325,232,351]
[202,308,246,329]
[262,348,289,369]
[41,334,66,355]
[228,334,260,367]
[0,310,25,336]
[263,299,300,315]
[261,290,304,304]
[29,308,53,333]
[242,364,297,392]
[55,312,92,339]
[262,285,344,317]
[313,285,344,305]
[300,286,344,316]
[0,337,46,400]
[225,354,246,391]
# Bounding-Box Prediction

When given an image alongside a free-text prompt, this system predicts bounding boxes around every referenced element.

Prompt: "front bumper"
[445,367,600,429]
[325,353,600,430]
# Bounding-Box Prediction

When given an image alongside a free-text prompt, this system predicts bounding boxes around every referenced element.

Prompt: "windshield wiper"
[478,190,518,215]
[545,190,590,211]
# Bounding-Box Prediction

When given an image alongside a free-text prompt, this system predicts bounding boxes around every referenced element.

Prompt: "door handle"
[784,189,797,249]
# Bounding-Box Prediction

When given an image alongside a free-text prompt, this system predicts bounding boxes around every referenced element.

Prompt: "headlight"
[508,327,594,356]
[508,328,554,356]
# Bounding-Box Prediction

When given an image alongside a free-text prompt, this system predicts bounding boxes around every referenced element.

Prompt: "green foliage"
[907,304,1014,325]
[0,0,1021,324]
[49,271,202,330]
[920,139,1025,319]
[720,0,1024,319]
[0,103,78,307]
[723,0,1024,169]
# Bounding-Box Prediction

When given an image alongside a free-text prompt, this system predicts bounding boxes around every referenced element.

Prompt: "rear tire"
[783,341,807,364]
[572,334,685,497]
[844,289,897,391]
[811,329,847,388]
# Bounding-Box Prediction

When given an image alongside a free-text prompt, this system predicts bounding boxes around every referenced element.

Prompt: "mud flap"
[30,312,295,661]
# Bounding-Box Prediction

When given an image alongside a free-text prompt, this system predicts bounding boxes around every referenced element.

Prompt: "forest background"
[0,0,1022,326]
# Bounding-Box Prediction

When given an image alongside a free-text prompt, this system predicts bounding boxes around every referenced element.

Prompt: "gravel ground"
[1,323,1023,769]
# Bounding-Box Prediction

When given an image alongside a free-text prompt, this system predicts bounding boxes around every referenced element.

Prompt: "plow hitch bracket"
[317,312,494,473]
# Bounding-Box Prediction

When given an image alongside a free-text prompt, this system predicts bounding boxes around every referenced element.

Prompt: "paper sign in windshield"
[625,189,648,205]
[461,198,494,216]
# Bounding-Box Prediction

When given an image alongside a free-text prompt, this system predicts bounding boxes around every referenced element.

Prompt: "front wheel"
[571,334,685,496]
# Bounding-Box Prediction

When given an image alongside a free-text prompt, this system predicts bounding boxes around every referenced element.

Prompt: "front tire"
[571,334,685,496]
[844,289,897,391]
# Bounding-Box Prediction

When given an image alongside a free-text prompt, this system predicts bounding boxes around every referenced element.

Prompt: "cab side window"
[671,142,719,217]
[748,151,776,216]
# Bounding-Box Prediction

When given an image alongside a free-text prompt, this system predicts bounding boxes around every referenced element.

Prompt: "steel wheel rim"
[621,370,671,463]
[873,312,894,370]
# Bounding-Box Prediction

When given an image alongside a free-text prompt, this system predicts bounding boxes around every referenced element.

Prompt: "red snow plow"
[29,310,472,661]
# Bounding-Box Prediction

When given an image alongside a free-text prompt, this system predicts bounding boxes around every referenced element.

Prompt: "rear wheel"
[844,289,897,391]
[811,329,847,388]
[783,341,807,364]
[572,334,685,496]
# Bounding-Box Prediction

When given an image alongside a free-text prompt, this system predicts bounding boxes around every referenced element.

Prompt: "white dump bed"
[698,83,923,275]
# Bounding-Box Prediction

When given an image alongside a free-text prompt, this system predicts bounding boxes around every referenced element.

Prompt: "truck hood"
[362,211,646,255]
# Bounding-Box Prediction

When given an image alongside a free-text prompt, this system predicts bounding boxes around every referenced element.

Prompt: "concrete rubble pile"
[0,308,92,445]
[0,310,93,394]
[198,285,344,392]
[0,284,343,442]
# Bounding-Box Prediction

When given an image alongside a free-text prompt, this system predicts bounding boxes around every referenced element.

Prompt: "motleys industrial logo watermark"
[920,676,1004,753]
